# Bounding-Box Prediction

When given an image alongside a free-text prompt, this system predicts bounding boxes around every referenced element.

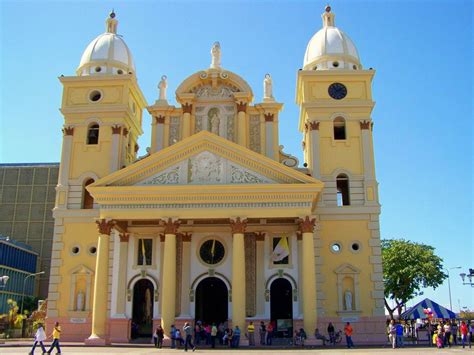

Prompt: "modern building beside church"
[46,6,386,344]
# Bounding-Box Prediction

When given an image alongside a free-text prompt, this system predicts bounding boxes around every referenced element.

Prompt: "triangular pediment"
[92,130,322,187]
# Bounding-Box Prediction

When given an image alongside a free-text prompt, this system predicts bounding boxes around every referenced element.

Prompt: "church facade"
[46,6,386,344]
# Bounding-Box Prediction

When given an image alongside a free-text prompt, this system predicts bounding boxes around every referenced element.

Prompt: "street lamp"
[460,268,474,287]
[445,266,461,311]
[0,275,9,288]
[20,271,45,314]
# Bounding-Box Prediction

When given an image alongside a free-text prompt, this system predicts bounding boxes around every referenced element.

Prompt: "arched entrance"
[270,278,293,338]
[132,279,154,338]
[195,277,228,325]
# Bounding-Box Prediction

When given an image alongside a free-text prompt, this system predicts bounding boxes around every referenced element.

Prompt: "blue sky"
[1,0,472,312]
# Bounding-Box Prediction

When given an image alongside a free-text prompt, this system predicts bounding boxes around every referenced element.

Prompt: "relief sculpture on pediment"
[188,151,223,183]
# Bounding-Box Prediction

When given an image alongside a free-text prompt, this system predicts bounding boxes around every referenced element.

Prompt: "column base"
[84,334,110,346]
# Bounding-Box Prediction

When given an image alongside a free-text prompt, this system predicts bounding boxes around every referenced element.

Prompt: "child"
[29,323,47,354]
[46,321,61,354]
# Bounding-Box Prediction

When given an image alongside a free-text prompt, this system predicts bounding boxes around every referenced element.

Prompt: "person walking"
[327,322,335,345]
[469,321,474,348]
[344,322,354,348]
[233,325,241,348]
[170,324,177,349]
[183,322,196,352]
[29,323,47,355]
[460,321,468,348]
[46,321,61,354]
[388,320,397,349]
[211,323,217,349]
[396,321,404,348]
[247,321,255,346]
[155,325,164,348]
[259,321,266,345]
[266,322,273,345]
[443,320,452,348]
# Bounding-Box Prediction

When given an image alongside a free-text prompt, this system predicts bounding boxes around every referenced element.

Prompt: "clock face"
[199,239,225,265]
[328,82,347,100]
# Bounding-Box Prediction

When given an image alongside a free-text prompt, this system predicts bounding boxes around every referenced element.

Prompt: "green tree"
[381,239,447,319]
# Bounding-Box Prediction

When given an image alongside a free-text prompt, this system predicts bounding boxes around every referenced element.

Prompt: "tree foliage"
[381,239,447,319]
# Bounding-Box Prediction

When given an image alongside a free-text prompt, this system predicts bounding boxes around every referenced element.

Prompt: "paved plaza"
[1,343,473,355]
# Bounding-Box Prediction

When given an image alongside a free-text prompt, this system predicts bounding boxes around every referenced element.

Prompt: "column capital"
[155,115,166,124]
[119,233,129,243]
[122,127,129,137]
[159,234,165,242]
[111,125,122,135]
[96,219,115,236]
[62,126,74,136]
[162,218,180,234]
[264,113,274,122]
[360,120,371,130]
[255,232,266,241]
[182,103,193,114]
[297,216,316,233]
[230,217,247,234]
[180,232,192,242]
[236,101,247,113]
[309,121,320,131]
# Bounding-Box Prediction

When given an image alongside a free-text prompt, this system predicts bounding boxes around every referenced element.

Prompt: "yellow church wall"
[55,221,97,314]
[318,219,375,316]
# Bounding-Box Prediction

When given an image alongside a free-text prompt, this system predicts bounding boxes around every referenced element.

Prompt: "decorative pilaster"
[110,125,122,172]
[308,121,321,178]
[297,216,317,333]
[121,128,129,166]
[56,126,74,208]
[153,115,165,152]
[264,113,274,159]
[236,101,247,147]
[161,218,180,337]
[255,232,265,315]
[230,217,247,330]
[182,103,193,138]
[86,219,115,345]
[360,120,377,204]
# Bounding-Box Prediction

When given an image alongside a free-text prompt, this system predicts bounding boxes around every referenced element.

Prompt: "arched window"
[87,124,100,145]
[336,174,350,206]
[82,179,94,209]
[333,117,346,140]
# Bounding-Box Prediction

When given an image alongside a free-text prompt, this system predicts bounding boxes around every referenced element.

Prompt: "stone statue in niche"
[263,73,274,101]
[158,75,167,101]
[210,42,221,69]
[190,151,222,183]
[76,291,85,311]
[208,108,220,135]
[344,289,353,311]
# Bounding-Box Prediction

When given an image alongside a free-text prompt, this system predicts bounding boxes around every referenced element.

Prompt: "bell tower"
[55,12,147,211]
[295,5,385,337]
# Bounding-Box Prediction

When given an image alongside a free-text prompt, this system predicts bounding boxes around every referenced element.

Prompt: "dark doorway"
[270,278,293,338]
[195,277,228,325]
[132,279,154,338]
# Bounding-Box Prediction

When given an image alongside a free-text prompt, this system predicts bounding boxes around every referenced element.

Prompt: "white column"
[180,233,192,317]
[230,218,247,331]
[182,103,192,138]
[121,128,129,167]
[110,125,122,172]
[264,113,274,159]
[308,121,321,179]
[236,101,247,147]
[360,121,375,180]
[111,232,129,318]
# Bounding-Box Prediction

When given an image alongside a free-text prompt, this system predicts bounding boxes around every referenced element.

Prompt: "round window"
[332,61,339,68]
[117,69,123,75]
[95,66,102,73]
[199,239,225,265]
[89,90,102,102]
[352,65,357,70]
[71,246,80,255]
[330,243,341,253]
[89,246,97,255]
[351,242,361,253]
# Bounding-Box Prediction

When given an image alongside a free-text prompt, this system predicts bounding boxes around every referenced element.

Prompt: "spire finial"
[322,4,335,27]
[106,10,118,34]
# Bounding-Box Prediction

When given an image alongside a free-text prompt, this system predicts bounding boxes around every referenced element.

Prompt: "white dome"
[303,6,361,71]
[76,12,135,76]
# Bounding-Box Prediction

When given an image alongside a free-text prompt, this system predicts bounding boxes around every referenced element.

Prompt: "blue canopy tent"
[401,298,456,319]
